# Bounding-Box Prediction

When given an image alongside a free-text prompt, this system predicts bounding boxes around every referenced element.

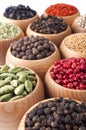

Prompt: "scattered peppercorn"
[30,15,68,34]
[11,35,55,60]
[0,22,20,39]
[4,4,37,20]
[75,14,86,28]
[45,3,78,16]
[25,97,86,130]
[50,58,86,90]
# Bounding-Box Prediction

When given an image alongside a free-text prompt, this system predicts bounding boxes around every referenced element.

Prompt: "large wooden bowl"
[0,69,45,130]
[26,24,72,47]
[0,14,39,33]
[44,11,80,26]
[59,33,86,58]
[72,20,86,33]
[0,28,24,65]
[6,42,60,79]
[18,97,81,130]
[44,67,86,103]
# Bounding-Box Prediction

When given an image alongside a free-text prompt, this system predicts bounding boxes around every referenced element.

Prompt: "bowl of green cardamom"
[0,64,45,130]
[0,22,24,65]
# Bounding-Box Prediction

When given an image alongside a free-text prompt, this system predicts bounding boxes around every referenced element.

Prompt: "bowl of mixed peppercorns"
[60,33,86,58]
[0,22,24,65]
[0,64,44,130]
[18,97,86,130]
[44,58,86,103]
[1,4,39,32]
[26,15,72,47]
[6,35,60,79]
[44,3,80,26]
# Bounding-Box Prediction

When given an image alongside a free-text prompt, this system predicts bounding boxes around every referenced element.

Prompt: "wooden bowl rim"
[72,20,86,31]
[46,66,86,92]
[7,41,60,62]
[44,10,80,19]
[27,23,71,36]
[0,27,24,42]
[2,14,39,22]
[0,68,41,104]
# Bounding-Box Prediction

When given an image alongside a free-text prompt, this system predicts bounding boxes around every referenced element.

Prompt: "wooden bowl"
[44,67,86,103]
[0,14,39,33]
[18,97,81,130]
[6,41,60,79]
[26,24,72,47]
[0,28,24,65]
[0,69,45,130]
[44,11,80,26]
[59,33,86,58]
[72,20,86,33]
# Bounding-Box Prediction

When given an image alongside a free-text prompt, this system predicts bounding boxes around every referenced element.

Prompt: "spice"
[11,35,55,60]
[30,15,68,34]
[62,33,86,54]
[45,3,78,16]
[50,58,86,90]
[4,4,37,20]
[25,97,86,130]
[75,14,86,28]
[0,64,37,102]
[0,22,20,39]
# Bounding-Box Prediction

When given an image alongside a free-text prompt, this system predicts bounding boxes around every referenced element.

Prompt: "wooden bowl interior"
[0,70,45,130]
[26,24,72,47]
[6,41,60,79]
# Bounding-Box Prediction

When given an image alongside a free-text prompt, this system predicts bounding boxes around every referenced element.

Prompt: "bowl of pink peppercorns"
[44,57,86,103]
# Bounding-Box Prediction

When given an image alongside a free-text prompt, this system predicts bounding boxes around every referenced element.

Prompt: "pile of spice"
[50,58,86,90]
[25,97,86,130]
[30,15,68,34]
[11,35,55,60]
[45,3,78,16]
[0,64,37,102]
[75,14,86,28]
[0,22,20,39]
[4,4,37,20]
[62,33,86,54]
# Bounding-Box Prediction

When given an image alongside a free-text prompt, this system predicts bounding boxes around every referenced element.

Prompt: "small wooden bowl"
[72,20,86,33]
[26,24,72,47]
[6,42,60,79]
[0,69,45,130]
[0,28,24,65]
[59,33,86,58]
[18,97,81,130]
[1,14,39,33]
[44,11,80,26]
[44,67,86,103]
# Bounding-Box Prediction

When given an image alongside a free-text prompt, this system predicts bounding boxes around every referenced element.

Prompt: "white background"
[0,0,86,16]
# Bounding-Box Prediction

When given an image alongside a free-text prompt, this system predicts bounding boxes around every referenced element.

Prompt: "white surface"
[0,0,86,15]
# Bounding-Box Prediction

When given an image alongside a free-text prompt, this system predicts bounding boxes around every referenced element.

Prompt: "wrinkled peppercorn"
[4,4,36,20]
[25,97,86,130]
[30,15,68,34]
[11,35,55,60]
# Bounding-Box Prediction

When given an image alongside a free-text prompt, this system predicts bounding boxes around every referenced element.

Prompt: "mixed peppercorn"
[45,3,78,16]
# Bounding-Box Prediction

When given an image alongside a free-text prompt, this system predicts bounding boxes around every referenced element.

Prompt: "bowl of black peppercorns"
[1,4,39,32]
[18,97,86,130]
[6,35,60,79]
[26,15,72,47]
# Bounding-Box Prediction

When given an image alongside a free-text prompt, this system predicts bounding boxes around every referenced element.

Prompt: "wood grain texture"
[0,71,45,130]
[0,29,24,65]
[44,67,86,103]
[1,14,39,33]
[72,20,86,33]
[59,34,86,58]
[18,97,81,130]
[6,42,60,79]
[26,24,72,47]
